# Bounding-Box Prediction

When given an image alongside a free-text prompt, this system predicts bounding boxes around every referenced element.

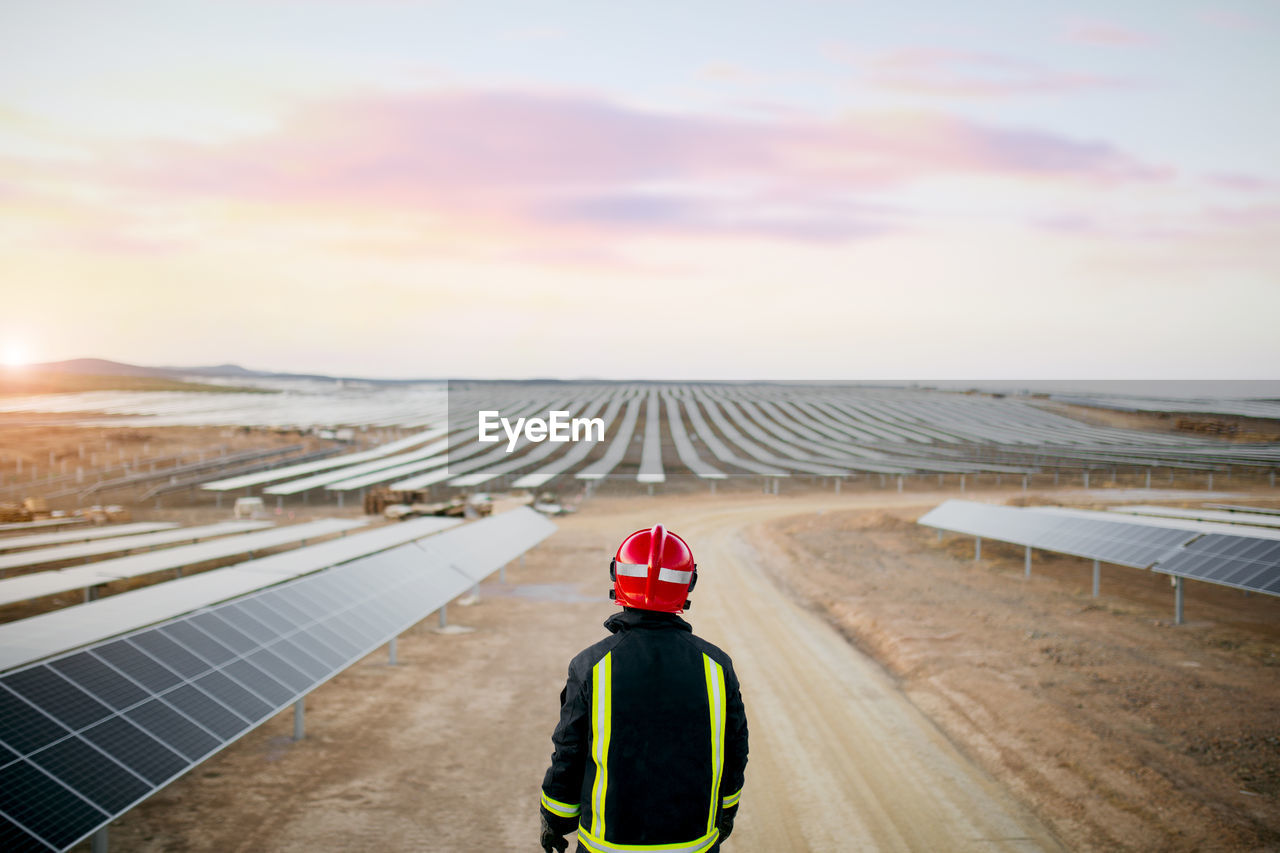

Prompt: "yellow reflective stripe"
[591,652,613,839]
[720,787,742,808]
[702,655,726,835]
[577,826,720,853]
[541,790,580,818]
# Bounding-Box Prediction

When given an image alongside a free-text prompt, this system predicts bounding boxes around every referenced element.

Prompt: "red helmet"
[610,524,697,613]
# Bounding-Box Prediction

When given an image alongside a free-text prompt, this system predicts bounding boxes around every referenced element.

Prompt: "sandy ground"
[58,486,1276,852]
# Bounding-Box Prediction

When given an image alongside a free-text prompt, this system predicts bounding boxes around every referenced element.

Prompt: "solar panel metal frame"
[0,507,555,851]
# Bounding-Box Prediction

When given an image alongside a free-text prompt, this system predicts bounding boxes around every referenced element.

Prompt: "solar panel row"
[919,500,1280,597]
[0,508,555,852]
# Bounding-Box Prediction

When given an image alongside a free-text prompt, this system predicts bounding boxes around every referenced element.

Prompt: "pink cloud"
[1196,10,1258,30]
[30,90,1171,248]
[1064,21,1153,46]
[846,47,1133,96]
[1206,172,1279,192]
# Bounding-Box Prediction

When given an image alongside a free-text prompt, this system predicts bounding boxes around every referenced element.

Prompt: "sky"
[1,1,1278,380]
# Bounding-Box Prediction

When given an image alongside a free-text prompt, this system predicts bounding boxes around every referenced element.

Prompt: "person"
[539,523,748,853]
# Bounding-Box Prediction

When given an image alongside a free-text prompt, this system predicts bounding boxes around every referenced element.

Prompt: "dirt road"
[107,492,1067,851]
[672,499,1063,852]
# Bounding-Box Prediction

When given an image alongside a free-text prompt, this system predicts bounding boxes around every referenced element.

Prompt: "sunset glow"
[2,1,1278,379]
[2,341,29,368]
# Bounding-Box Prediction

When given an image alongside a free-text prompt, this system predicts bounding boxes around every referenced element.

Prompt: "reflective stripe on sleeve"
[590,652,613,839]
[720,787,742,808]
[541,790,581,819]
[703,654,726,835]
[577,826,720,853]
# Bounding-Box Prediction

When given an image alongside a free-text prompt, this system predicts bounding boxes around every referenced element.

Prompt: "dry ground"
[52,487,1279,853]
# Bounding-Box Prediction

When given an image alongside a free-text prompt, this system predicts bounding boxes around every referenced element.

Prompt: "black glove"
[716,804,738,842]
[540,811,569,853]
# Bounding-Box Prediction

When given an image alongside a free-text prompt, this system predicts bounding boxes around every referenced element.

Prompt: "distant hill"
[30,358,432,385]
[33,358,179,378]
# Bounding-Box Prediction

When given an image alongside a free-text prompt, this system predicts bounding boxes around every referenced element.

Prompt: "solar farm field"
[0,382,1276,851]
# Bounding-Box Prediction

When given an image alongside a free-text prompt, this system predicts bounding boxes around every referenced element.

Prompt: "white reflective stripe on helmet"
[613,561,649,578]
[616,563,692,584]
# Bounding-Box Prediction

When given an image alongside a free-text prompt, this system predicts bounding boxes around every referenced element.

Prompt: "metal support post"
[1092,560,1100,598]
[337,491,344,508]
[897,475,904,493]
[1174,576,1184,625]
[1083,469,1090,488]
[1022,474,1028,492]
[388,636,397,666]
[974,537,981,561]
[1025,546,1032,578]
[711,480,717,495]
[92,827,108,853]
[834,478,840,494]
[438,604,447,628]
[936,529,942,542]
[1145,469,1151,489]
[960,474,966,492]
[500,562,507,584]
[1207,472,1213,490]
[293,697,305,740]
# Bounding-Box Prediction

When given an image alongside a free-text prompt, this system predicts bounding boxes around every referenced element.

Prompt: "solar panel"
[0,520,275,573]
[0,519,351,609]
[0,523,180,554]
[1108,505,1280,529]
[0,519,461,672]
[1028,516,1195,569]
[0,508,556,851]
[918,500,1200,568]
[917,501,1056,547]
[0,518,89,535]
[576,396,640,480]
[1154,534,1280,596]
[201,428,447,491]
[1204,504,1280,517]
[636,391,665,484]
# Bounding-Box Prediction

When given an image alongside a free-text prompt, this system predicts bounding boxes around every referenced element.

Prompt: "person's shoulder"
[685,631,736,669]
[568,631,626,672]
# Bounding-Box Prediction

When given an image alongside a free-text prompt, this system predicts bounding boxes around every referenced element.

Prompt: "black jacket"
[540,609,748,853]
